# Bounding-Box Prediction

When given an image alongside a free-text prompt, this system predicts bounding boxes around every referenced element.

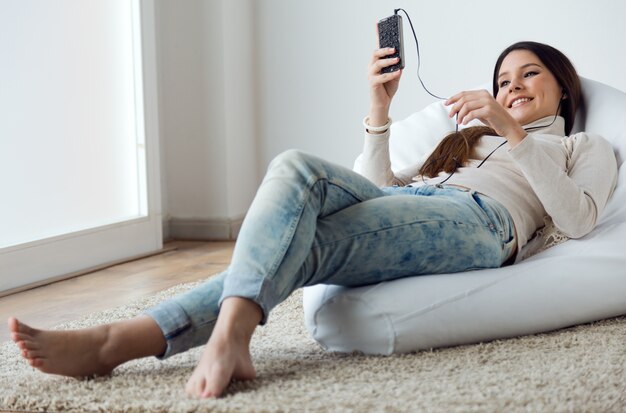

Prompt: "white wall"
[156,0,258,239]
[156,0,626,240]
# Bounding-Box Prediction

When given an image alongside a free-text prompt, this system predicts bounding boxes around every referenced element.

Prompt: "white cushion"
[303,78,626,355]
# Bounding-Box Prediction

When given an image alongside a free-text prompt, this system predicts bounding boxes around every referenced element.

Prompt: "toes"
[201,381,221,399]
[185,375,206,399]
[19,320,37,336]
[200,376,220,399]
[22,340,40,351]
[202,367,232,398]
[8,318,36,336]
[16,339,39,350]
[23,348,44,360]
[186,374,221,399]
[204,376,227,398]
[8,317,18,333]
[12,332,35,346]
[198,377,207,398]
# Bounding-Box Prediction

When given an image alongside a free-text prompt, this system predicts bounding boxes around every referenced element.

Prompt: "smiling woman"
[419,41,583,181]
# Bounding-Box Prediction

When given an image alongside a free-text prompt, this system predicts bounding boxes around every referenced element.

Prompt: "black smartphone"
[377,14,405,74]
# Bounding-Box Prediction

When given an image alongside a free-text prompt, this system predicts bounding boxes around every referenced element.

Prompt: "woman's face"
[495,49,563,126]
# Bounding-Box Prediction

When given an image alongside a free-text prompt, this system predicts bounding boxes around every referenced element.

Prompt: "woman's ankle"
[101,316,167,366]
[214,297,262,343]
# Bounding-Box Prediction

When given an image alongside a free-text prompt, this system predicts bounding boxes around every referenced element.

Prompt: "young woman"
[8,41,617,399]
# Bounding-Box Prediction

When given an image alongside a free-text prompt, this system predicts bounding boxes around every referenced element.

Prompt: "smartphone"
[377,14,405,74]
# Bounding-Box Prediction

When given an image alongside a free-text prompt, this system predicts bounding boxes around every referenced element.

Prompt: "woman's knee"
[267,149,326,178]
[270,149,311,167]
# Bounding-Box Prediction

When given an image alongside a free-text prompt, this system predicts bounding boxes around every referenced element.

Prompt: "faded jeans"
[145,150,516,358]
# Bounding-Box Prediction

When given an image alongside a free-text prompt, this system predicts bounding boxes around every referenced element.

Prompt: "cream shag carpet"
[1,280,625,413]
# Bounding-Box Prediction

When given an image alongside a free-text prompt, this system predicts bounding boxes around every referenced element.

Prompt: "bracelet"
[363,116,392,133]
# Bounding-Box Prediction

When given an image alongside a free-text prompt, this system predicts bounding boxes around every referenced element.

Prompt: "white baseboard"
[166,215,244,241]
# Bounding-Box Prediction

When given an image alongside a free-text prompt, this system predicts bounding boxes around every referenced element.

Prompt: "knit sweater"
[358,116,618,253]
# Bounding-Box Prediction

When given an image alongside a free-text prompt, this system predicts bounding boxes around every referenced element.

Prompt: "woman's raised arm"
[366,46,402,131]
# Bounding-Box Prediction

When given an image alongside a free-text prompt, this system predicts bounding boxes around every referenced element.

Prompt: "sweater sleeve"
[355,130,424,187]
[508,132,618,238]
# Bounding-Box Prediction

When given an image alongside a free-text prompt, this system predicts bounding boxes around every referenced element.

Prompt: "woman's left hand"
[445,90,527,147]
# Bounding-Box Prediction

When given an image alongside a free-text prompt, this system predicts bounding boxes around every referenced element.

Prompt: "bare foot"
[185,297,262,398]
[8,317,117,377]
[7,315,166,378]
[185,331,256,398]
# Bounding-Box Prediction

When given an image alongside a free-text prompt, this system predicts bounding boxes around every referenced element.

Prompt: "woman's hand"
[367,47,402,128]
[446,90,527,147]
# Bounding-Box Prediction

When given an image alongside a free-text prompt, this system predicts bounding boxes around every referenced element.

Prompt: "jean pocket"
[470,191,517,250]
[468,191,497,232]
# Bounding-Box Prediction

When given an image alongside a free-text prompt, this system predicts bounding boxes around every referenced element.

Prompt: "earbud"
[561,91,568,100]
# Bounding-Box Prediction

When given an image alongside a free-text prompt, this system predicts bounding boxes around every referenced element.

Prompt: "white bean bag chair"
[302,78,626,355]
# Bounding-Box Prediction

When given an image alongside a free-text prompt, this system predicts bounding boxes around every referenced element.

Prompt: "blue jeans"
[145,150,516,358]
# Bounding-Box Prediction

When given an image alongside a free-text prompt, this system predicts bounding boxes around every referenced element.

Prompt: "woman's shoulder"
[563,131,617,173]
[564,131,614,152]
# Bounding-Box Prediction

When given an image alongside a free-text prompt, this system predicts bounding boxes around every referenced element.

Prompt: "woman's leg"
[178,156,513,397]
[8,315,166,378]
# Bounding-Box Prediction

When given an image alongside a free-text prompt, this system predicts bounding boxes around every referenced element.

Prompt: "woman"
[8,41,617,399]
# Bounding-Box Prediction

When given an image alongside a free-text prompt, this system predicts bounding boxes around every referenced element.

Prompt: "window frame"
[0,0,163,295]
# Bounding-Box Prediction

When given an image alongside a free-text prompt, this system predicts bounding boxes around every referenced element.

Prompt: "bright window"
[0,0,162,294]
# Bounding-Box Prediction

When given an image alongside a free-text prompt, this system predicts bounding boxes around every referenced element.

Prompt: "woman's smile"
[496,50,562,125]
[509,97,532,108]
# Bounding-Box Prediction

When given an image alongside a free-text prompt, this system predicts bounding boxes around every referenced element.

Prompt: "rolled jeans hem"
[220,276,279,325]
[144,300,192,359]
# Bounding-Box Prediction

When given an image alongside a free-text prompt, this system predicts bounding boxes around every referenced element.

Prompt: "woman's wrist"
[367,105,390,125]
[366,100,391,133]
[504,124,528,148]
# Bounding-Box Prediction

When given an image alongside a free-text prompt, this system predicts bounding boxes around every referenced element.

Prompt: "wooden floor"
[0,241,234,343]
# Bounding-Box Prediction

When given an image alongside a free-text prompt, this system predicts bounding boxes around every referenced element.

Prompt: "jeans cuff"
[144,300,192,360]
[219,276,277,325]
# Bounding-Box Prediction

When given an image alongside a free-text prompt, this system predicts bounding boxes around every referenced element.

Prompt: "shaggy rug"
[1,280,624,413]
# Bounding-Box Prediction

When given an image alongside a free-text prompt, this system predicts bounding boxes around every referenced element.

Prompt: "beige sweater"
[358,116,618,253]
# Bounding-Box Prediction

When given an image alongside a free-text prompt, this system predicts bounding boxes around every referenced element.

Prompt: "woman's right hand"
[367,47,403,127]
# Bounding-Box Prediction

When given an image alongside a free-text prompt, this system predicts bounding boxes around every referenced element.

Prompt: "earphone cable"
[394,8,448,101]
[522,97,563,132]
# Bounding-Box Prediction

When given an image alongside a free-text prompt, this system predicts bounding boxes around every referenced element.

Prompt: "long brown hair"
[419,41,582,179]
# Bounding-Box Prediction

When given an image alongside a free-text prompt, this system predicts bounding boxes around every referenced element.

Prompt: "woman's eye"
[524,71,538,78]
[499,80,510,88]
